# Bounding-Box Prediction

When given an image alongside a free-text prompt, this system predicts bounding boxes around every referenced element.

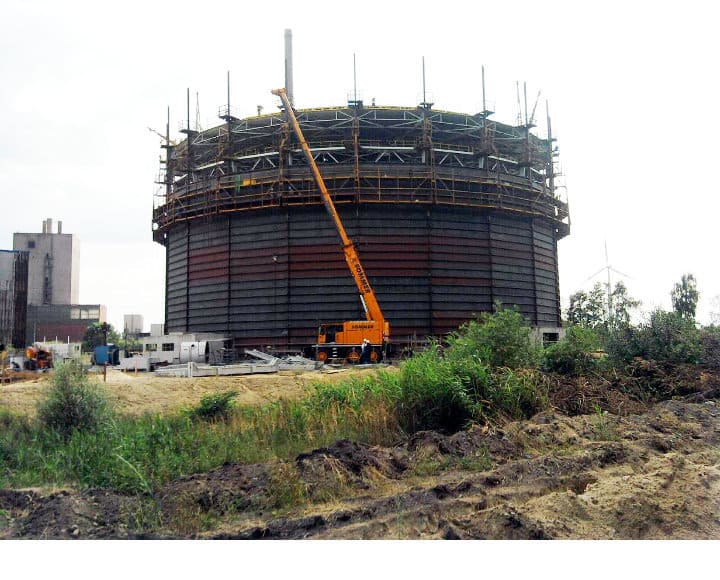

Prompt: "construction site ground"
[0,367,380,418]
[1,366,719,540]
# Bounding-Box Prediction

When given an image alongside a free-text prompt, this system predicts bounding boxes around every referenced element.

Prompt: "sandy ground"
[1,365,719,539]
[2,395,719,540]
[0,366,385,417]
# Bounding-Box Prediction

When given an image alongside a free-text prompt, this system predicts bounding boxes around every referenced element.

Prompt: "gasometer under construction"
[152,32,570,357]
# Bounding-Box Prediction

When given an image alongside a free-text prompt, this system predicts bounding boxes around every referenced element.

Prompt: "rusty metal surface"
[163,205,561,348]
[155,103,567,349]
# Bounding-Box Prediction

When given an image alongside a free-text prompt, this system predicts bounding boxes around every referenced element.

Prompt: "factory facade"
[12,219,105,345]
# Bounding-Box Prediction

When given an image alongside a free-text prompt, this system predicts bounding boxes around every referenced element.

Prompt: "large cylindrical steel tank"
[153,103,569,350]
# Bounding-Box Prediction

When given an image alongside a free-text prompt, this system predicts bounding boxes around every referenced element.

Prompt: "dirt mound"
[548,374,647,416]
[0,489,38,511]
[2,377,720,540]
[157,462,269,521]
[2,488,140,539]
[296,439,408,488]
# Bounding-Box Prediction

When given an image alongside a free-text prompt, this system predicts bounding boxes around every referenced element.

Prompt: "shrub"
[187,390,238,421]
[604,324,635,366]
[629,309,702,365]
[396,344,484,433]
[699,326,720,370]
[487,368,549,419]
[392,337,547,433]
[37,363,112,440]
[447,304,538,370]
[542,326,603,375]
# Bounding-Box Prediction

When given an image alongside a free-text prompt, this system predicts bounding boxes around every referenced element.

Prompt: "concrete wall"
[13,225,79,305]
[124,314,144,334]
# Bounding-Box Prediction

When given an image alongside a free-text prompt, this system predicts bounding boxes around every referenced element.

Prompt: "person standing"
[359,339,371,364]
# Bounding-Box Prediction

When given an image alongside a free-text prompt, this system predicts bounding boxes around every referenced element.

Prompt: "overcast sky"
[1,0,718,332]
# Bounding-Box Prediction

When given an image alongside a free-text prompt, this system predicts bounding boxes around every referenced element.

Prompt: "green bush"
[699,326,720,370]
[447,304,538,370]
[542,326,603,375]
[187,390,238,421]
[391,328,548,433]
[604,324,635,366]
[37,363,112,440]
[396,344,485,433]
[629,309,702,365]
[487,368,549,419]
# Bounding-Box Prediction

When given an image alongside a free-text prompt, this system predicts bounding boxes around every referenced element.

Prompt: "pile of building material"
[119,355,151,372]
[153,349,320,378]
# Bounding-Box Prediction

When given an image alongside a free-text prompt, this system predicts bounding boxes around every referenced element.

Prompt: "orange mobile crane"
[272,88,390,363]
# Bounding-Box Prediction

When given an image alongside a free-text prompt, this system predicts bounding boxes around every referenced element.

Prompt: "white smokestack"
[284,29,294,106]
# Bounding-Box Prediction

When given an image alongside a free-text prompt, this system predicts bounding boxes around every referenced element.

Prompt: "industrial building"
[13,218,79,305]
[152,34,569,354]
[13,219,105,344]
[124,314,144,336]
[0,250,29,348]
[25,303,106,345]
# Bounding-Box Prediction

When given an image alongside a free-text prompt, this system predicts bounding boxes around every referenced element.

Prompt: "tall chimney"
[47,218,53,234]
[42,220,47,234]
[57,220,63,234]
[284,29,294,107]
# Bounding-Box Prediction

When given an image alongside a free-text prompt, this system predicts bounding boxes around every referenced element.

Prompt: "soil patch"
[2,370,719,540]
[0,366,386,417]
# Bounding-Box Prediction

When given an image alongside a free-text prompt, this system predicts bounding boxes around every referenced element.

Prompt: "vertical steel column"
[426,209,434,336]
[226,215,232,336]
[530,217,539,326]
[487,213,495,308]
[185,222,191,331]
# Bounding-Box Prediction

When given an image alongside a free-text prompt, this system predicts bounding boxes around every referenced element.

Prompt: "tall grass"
[0,307,550,493]
[0,378,400,493]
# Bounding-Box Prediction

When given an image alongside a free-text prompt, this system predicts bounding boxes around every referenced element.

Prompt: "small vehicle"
[24,343,53,371]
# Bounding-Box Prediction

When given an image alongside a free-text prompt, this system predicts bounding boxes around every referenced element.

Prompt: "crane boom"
[272,88,386,327]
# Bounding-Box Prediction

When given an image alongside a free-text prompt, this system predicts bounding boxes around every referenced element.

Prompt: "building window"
[146,344,158,352]
[27,240,36,249]
[162,343,175,352]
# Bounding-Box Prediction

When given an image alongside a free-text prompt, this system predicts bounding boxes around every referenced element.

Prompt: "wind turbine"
[583,241,632,321]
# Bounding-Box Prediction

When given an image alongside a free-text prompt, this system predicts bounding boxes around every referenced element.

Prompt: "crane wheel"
[346,351,360,364]
[317,351,328,362]
[370,350,380,363]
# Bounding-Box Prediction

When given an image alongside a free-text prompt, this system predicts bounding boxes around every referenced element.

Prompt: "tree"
[82,322,120,352]
[567,283,606,328]
[567,281,639,330]
[610,281,641,328]
[671,274,699,320]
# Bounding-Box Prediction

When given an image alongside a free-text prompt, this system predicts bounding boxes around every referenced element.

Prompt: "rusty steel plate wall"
[154,104,569,349]
[163,204,560,347]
